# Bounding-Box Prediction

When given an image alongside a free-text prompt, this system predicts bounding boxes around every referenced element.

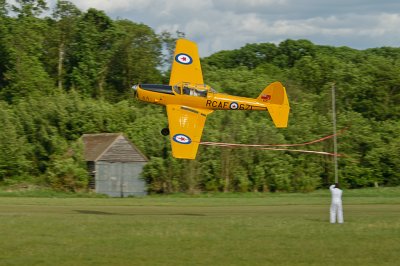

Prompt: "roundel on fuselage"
[230,102,239,110]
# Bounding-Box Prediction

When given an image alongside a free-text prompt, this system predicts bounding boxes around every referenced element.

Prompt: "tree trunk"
[57,41,64,91]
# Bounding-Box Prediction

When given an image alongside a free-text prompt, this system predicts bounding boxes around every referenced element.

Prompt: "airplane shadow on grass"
[74,210,206,217]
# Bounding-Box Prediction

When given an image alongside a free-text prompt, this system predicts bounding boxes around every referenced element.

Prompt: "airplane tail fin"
[257,82,290,128]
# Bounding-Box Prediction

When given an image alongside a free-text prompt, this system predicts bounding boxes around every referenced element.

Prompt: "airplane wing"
[166,104,212,159]
[169,39,203,86]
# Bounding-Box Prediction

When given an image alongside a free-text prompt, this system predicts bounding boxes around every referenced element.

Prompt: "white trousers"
[330,202,343,223]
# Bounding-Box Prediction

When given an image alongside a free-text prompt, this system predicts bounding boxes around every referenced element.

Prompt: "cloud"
[69,0,151,12]
[213,0,287,14]
[43,0,400,55]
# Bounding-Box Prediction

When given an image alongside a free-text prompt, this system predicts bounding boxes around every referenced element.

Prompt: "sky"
[40,0,400,56]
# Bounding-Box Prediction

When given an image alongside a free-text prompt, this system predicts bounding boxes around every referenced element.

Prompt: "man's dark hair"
[335,183,340,189]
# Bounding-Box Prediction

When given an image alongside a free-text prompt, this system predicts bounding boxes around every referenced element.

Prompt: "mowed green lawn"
[0,189,399,266]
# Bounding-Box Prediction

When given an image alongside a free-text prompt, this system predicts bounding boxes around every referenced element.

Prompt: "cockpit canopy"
[173,83,216,97]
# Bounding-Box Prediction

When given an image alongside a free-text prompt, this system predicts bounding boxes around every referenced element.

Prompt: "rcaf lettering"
[206,100,253,110]
[207,100,228,108]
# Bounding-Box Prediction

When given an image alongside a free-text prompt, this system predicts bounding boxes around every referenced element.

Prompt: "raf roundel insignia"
[230,102,239,110]
[173,134,192,144]
[175,53,193,65]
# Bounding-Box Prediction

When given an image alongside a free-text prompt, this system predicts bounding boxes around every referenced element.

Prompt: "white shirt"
[330,185,342,204]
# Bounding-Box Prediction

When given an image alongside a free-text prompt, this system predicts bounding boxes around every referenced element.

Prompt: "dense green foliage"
[0,1,399,192]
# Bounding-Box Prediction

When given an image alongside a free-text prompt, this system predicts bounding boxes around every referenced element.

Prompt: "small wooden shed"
[82,133,148,197]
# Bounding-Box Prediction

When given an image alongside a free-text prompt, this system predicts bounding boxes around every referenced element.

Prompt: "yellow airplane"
[132,39,290,159]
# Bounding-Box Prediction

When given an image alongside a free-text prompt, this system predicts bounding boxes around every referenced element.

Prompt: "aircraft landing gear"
[161,127,170,136]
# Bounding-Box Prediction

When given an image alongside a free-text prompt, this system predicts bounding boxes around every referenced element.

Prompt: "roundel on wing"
[175,53,193,65]
[173,134,192,144]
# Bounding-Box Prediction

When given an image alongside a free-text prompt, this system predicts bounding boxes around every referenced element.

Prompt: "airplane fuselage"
[135,84,268,111]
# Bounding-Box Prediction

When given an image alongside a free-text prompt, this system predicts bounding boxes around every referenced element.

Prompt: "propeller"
[132,84,138,98]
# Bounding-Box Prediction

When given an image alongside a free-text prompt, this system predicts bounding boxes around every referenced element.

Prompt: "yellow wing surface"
[169,39,203,86]
[166,105,210,159]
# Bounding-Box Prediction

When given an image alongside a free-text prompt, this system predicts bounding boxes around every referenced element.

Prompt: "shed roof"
[82,133,148,162]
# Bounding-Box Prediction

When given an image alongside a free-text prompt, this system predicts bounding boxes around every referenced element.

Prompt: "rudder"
[257,82,290,128]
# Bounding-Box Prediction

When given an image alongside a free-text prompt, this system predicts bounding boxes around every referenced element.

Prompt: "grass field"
[0,188,399,265]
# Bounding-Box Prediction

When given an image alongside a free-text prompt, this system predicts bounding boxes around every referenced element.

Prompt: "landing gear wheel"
[161,128,170,136]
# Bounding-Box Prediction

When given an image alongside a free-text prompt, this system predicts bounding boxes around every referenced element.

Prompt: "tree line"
[0,0,399,193]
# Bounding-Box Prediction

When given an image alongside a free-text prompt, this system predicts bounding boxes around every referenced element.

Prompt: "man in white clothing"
[329,183,344,224]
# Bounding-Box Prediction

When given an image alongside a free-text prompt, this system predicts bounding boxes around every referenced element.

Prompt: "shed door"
[95,161,146,197]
